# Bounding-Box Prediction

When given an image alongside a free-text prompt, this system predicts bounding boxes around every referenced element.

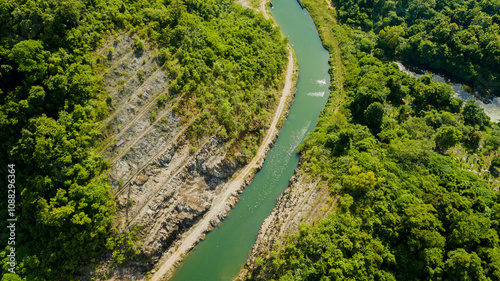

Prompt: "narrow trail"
[97,56,156,121]
[277,181,317,239]
[101,49,135,75]
[123,133,217,230]
[325,0,333,9]
[236,0,269,19]
[101,87,172,155]
[260,0,270,19]
[149,46,295,281]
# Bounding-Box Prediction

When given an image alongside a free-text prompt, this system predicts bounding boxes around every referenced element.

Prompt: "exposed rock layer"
[237,170,338,280]
[86,33,296,281]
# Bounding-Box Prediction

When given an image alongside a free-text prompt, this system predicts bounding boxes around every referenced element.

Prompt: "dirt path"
[109,94,185,163]
[236,0,269,19]
[148,46,295,281]
[260,0,270,19]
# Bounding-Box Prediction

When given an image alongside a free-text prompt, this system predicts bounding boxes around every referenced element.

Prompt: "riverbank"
[237,0,346,278]
[239,0,500,279]
[395,62,500,122]
[163,0,332,279]
[142,2,299,278]
[79,3,297,280]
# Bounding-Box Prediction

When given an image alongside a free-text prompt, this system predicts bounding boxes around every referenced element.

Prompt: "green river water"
[169,0,330,280]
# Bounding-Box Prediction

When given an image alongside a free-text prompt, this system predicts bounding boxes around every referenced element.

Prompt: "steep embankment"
[142,2,298,280]
[237,172,338,280]
[148,46,295,281]
[0,1,291,280]
[92,8,296,280]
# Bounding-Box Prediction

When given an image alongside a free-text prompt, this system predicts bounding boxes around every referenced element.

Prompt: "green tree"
[378,25,405,50]
[1,273,22,281]
[8,40,48,84]
[435,126,462,151]
[134,39,145,54]
[492,156,500,168]
[463,100,490,128]
[444,249,486,280]
[364,102,385,134]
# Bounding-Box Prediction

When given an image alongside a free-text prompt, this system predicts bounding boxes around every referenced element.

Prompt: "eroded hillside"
[89,25,295,279]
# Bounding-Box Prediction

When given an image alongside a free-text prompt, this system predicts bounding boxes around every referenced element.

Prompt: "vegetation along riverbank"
[241,0,500,280]
[1,0,500,280]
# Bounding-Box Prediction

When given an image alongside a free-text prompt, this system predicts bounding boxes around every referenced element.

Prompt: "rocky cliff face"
[87,34,288,280]
[237,169,338,280]
[88,35,241,279]
[112,135,245,277]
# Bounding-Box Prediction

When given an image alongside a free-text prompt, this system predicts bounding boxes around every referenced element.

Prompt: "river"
[168,0,331,280]
[395,62,500,122]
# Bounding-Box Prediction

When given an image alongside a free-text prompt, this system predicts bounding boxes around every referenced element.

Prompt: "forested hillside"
[333,0,500,96]
[245,0,500,280]
[0,0,287,280]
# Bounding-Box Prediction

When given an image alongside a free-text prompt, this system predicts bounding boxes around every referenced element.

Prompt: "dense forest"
[247,0,500,280]
[0,0,287,280]
[332,0,500,96]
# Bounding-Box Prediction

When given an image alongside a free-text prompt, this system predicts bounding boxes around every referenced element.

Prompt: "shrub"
[134,39,145,54]
[435,126,463,151]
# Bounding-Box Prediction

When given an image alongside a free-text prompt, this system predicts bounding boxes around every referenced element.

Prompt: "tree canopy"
[332,0,500,95]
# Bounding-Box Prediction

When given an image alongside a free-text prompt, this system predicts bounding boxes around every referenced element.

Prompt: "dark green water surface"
[169,1,330,280]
